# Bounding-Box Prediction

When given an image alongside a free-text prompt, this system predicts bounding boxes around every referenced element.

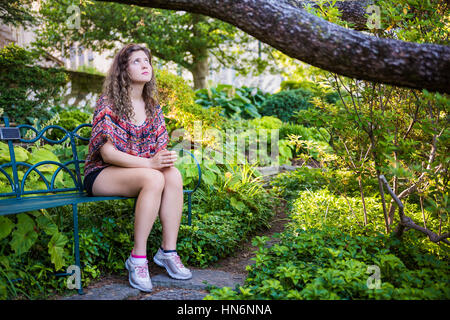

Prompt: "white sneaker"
[125,257,153,292]
[153,248,192,280]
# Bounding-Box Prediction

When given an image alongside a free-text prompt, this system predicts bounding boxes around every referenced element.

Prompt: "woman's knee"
[162,166,183,188]
[140,168,165,191]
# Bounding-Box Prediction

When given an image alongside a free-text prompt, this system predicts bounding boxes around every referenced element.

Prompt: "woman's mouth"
[142,72,149,75]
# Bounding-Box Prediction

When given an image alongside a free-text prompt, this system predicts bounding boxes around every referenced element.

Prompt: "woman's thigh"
[91,166,164,197]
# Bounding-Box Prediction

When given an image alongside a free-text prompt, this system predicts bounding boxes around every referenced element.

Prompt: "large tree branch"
[98,0,450,93]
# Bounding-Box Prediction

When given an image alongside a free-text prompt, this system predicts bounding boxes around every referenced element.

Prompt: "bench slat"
[0,193,131,216]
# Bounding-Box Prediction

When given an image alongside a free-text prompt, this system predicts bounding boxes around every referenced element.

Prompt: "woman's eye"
[132,59,148,64]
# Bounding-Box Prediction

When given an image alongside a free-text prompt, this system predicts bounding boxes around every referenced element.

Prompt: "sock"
[130,250,147,265]
[160,246,177,254]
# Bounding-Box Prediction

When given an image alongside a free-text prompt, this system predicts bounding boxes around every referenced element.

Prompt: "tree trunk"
[358,175,368,226]
[377,171,390,234]
[192,53,209,90]
[100,0,450,93]
[190,13,209,90]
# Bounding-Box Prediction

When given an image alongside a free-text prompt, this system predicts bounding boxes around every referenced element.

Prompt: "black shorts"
[83,167,106,196]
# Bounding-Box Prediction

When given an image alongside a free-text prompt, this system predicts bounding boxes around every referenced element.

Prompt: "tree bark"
[99,0,450,94]
[190,13,209,89]
[192,51,209,90]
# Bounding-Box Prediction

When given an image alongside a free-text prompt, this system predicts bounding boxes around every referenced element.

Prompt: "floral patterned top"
[84,94,169,178]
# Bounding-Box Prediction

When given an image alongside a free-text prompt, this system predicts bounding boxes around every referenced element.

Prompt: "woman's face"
[127,50,152,83]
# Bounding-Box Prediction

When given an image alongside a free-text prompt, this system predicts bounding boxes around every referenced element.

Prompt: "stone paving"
[62,269,245,300]
[141,289,208,300]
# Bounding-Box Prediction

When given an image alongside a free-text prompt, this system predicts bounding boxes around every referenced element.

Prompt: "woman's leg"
[158,166,184,251]
[91,166,165,256]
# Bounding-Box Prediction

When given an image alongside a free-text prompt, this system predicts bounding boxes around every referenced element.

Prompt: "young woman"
[83,43,192,292]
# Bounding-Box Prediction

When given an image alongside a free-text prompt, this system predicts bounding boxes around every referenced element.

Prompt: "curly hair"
[102,43,159,122]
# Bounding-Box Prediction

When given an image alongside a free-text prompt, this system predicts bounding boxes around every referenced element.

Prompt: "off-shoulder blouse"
[84,94,169,178]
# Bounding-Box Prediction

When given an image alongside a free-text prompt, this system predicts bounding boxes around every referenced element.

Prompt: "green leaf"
[244,104,261,118]
[201,170,216,186]
[235,91,252,104]
[35,213,59,236]
[10,213,38,255]
[14,146,30,162]
[0,216,14,240]
[230,196,246,211]
[203,161,222,174]
[0,142,30,163]
[185,164,198,178]
[48,232,68,271]
[28,147,60,172]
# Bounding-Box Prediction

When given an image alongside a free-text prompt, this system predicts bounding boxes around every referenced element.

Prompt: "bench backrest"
[0,115,92,199]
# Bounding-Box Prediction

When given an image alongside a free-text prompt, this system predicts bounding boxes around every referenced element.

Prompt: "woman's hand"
[149,149,178,170]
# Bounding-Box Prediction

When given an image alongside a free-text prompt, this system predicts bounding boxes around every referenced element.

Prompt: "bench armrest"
[179,149,202,193]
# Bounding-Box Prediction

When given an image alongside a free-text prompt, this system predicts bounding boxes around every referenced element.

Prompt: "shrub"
[195,84,271,120]
[46,109,92,142]
[280,80,340,105]
[279,123,329,142]
[155,69,224,148]
[249,116,282,130]
[0,44,69,126]
[0,147,278,299]
[206,224,449,300]
[205,168,449,300]
[259,88,314,123]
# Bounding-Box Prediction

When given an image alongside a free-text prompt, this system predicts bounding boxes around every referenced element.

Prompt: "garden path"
[56,164,300,300]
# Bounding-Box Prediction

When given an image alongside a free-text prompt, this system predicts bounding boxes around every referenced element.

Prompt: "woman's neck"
[129,83,145,102]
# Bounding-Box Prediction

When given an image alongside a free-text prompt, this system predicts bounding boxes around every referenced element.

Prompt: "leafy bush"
[249,116,282,130]
[0,142,81,193]
[177,206,274,268]
[280,79,340,106]
[269,167,379,206]
[259,88,314,123]
[0,44,69,126]
[205,167,449,300]
[278,123,333,161]
[279,123,329,142]
[46,109,92,142]
[195,84,271,120]
[207,224,449,300]
[156,69,224,148]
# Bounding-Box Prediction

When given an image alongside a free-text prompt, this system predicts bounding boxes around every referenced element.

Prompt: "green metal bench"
[0,115,201,295]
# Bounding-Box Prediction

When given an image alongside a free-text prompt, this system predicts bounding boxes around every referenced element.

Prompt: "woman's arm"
[100,140,177,170]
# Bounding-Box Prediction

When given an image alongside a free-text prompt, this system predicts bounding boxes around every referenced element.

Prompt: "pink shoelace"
[171,254,186,270]
[135,264,149,278]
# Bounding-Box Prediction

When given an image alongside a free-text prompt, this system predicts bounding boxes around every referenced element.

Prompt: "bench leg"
[72,204,84,295]
[187,192,192,226]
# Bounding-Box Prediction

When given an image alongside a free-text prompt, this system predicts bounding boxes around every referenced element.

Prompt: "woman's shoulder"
[92,94,121,124]
[95,94,114,110]
[93,94,118,118]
